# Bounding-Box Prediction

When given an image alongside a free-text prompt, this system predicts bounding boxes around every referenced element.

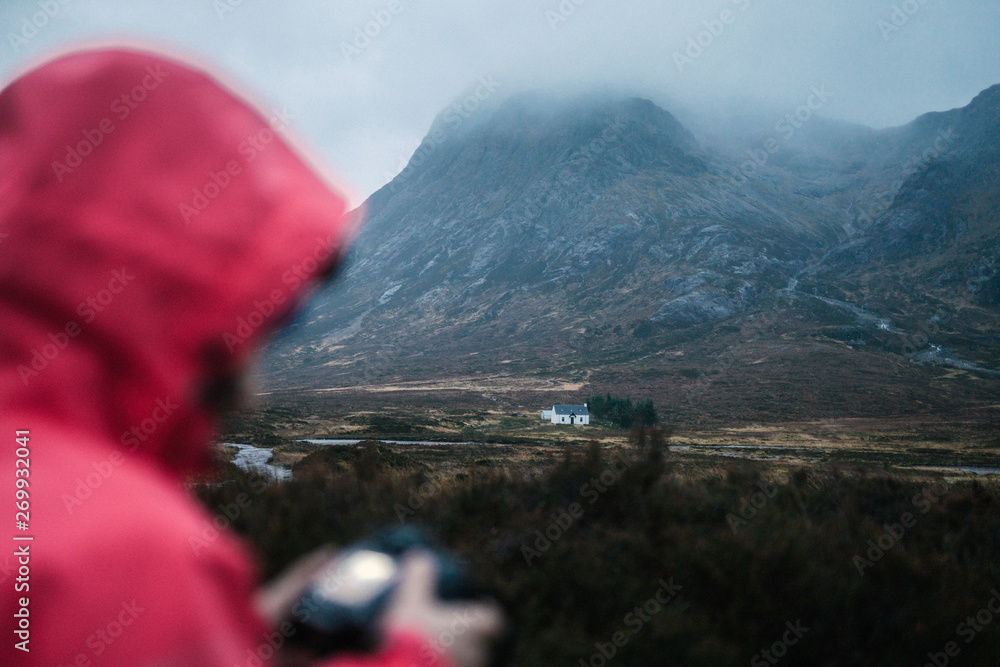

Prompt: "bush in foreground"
[194,442,1000,666]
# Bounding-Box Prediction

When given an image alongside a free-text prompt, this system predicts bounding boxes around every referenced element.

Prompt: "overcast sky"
[1,0,998,203]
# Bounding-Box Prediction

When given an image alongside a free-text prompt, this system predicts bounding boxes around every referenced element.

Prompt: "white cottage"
[543,404,590,425]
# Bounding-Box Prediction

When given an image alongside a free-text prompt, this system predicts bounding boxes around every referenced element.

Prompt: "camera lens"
[314,550,398,606]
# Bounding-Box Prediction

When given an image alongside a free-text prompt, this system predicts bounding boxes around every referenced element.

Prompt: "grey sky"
[1,0,998,203]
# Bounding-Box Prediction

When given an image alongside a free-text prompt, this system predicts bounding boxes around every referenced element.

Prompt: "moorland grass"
[193,438,1000,666]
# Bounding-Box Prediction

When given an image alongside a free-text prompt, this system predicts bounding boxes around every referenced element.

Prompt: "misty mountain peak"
[379,92,707,209]
[482,93,700,155]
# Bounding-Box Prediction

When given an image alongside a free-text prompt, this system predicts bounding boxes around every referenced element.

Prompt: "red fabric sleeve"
[320,630,452,667]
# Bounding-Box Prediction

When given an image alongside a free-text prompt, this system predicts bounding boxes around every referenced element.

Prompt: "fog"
[1,0,997,202]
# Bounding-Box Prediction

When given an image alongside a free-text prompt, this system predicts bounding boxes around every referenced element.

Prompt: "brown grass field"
[193,396,1000,666]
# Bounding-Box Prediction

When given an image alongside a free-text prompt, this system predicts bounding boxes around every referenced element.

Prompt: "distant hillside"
[261,88,1000,424]
[799,84,1000,368]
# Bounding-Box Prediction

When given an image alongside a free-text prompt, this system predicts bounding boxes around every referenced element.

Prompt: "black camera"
[289,526,483,655]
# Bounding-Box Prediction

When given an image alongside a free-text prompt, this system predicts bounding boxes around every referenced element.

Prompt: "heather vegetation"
[194,433,1000,666]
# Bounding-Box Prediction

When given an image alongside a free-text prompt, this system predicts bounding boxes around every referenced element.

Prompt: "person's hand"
[255,546,338,626]
[382,551,505,667]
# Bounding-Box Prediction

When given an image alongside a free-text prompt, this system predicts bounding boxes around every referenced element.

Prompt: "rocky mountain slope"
[794,85,1000,368]
[261,88,999,423]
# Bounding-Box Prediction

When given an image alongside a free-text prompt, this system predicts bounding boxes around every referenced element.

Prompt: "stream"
[227,443,292,481]
[226,441,1000,480]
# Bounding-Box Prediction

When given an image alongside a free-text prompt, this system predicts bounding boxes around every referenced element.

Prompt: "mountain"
[261,88,1000,424]
[797,84,1000,365]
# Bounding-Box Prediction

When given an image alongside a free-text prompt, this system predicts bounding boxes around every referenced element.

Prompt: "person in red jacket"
[0,48,501,667]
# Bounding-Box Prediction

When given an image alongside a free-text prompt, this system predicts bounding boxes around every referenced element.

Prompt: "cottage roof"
[554,405,589,416]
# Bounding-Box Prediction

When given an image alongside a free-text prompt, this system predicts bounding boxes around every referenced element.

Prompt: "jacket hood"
[0,48,353,474]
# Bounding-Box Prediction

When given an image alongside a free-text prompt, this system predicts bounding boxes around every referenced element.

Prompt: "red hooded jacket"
[0,49,443,667]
